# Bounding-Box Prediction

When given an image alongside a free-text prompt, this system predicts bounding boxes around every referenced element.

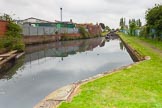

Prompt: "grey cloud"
[0,0,162,28]
[3,0,30,6]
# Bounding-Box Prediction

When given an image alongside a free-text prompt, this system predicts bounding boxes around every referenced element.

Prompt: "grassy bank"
[59,33,162,108]
[101,31,108,37]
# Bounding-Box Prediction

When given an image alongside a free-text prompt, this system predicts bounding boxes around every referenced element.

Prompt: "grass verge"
[59,33,162,108]
[101,31,109,37]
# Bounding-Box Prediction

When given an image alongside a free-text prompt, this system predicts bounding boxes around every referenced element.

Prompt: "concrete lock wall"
[22,26,79,36]
[23,35,61,45]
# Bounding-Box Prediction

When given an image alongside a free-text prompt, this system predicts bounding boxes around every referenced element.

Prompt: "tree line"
[120,4,162,40]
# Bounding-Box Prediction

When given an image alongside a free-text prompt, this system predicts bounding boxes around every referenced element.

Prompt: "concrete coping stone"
[34,84,76,108]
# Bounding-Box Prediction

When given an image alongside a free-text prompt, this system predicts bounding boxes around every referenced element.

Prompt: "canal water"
[0,37,133,108]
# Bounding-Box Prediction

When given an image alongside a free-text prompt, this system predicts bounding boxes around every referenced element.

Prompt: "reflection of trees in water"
[25,38,103,62]
[0,37,126,80]
[0,38,103,79]
[119,41,126,51]
[99,39,106,47]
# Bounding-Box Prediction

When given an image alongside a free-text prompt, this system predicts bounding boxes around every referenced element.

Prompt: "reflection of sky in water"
[0,38,133,108]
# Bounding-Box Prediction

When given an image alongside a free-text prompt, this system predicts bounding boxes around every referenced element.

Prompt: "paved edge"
[34,84,76,108]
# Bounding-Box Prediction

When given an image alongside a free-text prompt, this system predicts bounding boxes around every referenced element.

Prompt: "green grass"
[101,31,109,37]
[139,37,162,50]
[59,33,162,108]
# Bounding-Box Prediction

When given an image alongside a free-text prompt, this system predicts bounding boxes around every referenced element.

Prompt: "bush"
[5,21,25,51]
[5,21,22,38]
[12,40,25,51]
[78,27,90,38]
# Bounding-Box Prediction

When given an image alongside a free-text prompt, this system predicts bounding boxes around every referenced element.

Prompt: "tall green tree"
[99,23,105,30]
[136,19,142,27]
[139,19,142,27]
[146,4,162,39]
[105,26,110,31]
[120,17,125,30]
[129,19,132,25]
[129,19,138,36]
[129,21,136,36]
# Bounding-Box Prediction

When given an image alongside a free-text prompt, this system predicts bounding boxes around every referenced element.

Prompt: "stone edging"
[118,35,145,62]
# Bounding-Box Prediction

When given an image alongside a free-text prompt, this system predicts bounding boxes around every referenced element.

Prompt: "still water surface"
[0,37,133,108]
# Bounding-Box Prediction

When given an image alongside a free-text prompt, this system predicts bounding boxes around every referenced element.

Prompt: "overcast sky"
[0,0,162,28]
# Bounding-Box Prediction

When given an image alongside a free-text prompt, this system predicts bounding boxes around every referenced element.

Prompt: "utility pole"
[60,7,62,22]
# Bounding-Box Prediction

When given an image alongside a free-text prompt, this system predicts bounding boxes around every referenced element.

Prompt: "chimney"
[70,19,73,23]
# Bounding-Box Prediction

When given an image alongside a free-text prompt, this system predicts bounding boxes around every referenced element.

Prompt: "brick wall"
[0,20,8,37]
[61,33,81,37]
[87,25,102,36]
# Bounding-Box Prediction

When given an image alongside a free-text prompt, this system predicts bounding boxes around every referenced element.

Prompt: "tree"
[0,14,12,21]
[120,17,126,30]
[128,19,142,36]
[120,17,124,30]
[105,26,110,31]
[138,19,142,27]
[129,19,137,36]
[99,23,105,30]
[136,19,142,27]
[146,4,162,39]
[129,19,132,25]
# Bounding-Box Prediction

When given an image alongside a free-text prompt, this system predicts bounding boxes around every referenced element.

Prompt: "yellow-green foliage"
[78,27,90,38]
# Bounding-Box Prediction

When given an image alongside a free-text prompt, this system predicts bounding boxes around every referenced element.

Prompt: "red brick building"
[76,23,102,36]
[0,20,8,37]
[87,24,102,36]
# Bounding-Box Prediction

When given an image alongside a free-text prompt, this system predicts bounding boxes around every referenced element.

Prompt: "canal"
[0,36,133,108]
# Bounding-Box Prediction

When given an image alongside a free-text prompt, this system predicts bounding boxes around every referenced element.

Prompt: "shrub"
[5,21,22,38]
[12,40,25,51]
[78,27,89,38]
[6,21,24,51]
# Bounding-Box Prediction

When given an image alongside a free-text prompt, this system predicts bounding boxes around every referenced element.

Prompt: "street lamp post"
[60,7,62,22]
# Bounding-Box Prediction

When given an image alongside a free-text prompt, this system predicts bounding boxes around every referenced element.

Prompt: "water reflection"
[25,38,102,63]
[0,37,133,108]
[0,38,103,80]
[0,57,25,80]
